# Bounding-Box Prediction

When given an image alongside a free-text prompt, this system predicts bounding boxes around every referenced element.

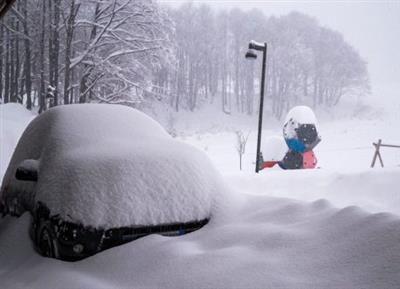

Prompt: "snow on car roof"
[2,104,225,229]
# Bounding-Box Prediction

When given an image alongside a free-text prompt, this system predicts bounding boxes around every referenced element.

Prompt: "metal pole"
[255,43,267,173]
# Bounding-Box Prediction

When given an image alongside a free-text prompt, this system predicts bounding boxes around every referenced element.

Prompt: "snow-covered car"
[0,104,224,261]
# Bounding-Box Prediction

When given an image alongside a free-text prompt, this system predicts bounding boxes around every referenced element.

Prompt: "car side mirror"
[15,159,39,182]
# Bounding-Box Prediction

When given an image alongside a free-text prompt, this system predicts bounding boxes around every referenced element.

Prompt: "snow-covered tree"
[0,2,369,118]
[0,0,173,110]
[160,6,369,118]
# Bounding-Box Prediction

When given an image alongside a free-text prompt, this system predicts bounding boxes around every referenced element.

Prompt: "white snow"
[17,159,40,173]
[1,104,225,228]
[283,105,319,140]
[284,105,318,125]
[1,99,400,289]
[261,135,287,161]
[0,103,35,179]
[0,184,399,289]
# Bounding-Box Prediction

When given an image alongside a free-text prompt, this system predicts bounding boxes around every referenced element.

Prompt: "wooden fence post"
[371,139,384,168]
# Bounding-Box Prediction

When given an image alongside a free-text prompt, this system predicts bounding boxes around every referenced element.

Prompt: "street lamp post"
[245,40,267,173]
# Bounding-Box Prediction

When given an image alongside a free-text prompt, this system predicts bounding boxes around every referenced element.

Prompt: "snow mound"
[261,135,287,161]
[228,167,400,216]
[0,103,35,179]
[1,103,34,119]
[1,192,400,289]
[1,104,226,228]
[1,101,400,288]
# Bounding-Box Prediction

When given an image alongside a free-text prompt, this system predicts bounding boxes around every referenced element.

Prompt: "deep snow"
[1,104,224,228]
[1,196,399,289]
[0,103,35,180]
[0,98,400,289]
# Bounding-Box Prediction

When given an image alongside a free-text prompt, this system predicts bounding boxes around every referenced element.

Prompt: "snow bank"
[227,167,400,215]
[261,135,287,161]
[0,190,399,289]
[1,101,400,288]
[1,104,226,228]
[0,103,35,179]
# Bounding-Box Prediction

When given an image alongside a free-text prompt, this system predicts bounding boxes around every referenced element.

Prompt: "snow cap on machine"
[261,136,287,162]
[283,106,320,153]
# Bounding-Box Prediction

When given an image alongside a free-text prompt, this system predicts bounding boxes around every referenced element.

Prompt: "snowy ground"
[0,103,36,180]
[183,117,400,215]
[0,94,400,288]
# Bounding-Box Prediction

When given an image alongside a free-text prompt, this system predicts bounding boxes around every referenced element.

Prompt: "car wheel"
[37,221,58,258]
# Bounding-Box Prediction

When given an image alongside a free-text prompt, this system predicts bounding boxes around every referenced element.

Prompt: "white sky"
[160,0,400,92]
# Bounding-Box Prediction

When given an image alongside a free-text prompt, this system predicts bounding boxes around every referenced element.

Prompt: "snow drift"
[0,103,35,179]
[0,192,399,289]
[1,104,226,228]
[1,102,400,289]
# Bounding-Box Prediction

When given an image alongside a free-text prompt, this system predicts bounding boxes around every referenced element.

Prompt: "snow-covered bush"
[235,130,250,170]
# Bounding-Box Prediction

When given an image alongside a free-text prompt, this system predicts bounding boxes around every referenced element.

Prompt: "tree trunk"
[48,0,54,106]
[53,0,61,106]
[23,0,32,109]
[0,23,3,102]
[64,0,79,105]
[4,21,10,103]
[312,77,318,109]
[15,9,21,103]
[47,0,61,107]
[10,16,16,102]
[39,0,46,113]
[79,3,99,104]
[303,71,308,97]
[234,42,240,112]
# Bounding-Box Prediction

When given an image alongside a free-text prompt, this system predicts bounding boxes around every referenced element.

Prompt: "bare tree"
[235,130,250,170]
[63,0,80,105]
[0,23,3,102]
[0,1,368,117]
[38,0,46,113]
[162,6,369,117]
[21,1,32,109]
[4,16,11,103]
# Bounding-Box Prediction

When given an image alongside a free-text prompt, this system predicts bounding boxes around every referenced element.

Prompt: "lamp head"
[245,49,257,59]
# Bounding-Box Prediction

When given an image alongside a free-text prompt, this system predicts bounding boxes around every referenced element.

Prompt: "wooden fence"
[371,139,400,168]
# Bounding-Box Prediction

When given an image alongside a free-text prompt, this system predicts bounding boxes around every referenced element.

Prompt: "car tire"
[37,220,58,258]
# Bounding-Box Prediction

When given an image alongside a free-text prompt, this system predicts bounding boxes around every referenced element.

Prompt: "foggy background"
[1,0,398,124]
[162,0,400,92]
